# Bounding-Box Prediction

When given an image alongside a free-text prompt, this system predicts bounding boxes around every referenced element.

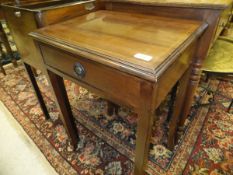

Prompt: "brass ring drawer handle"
[74,63,85,78]
[14,11,21,18]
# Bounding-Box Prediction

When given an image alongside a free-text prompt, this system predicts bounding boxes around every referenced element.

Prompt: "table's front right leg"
[134,82,156,175]
[47,69,79,150]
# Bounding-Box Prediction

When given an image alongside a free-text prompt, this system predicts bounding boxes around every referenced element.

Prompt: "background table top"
[102,0,233,9]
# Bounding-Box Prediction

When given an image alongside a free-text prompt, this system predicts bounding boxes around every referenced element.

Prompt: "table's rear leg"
[107,101,119,116]
[47,69,79,150]
[24,63,50,120]
[178,27,210,130]
[167,68,191,150]
[166,82,179,123]
[178,61,202,129]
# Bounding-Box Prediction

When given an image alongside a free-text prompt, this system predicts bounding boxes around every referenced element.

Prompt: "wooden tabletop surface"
[102,0,233,9]
[30,10,206,78]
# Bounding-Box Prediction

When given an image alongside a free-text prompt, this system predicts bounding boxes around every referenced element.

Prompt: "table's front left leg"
[134,82,156,175]
[134,109,155,175]
[47,69,79,150]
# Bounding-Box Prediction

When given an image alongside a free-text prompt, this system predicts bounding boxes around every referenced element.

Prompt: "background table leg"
[107,101,119,116]
[24,63,50,120]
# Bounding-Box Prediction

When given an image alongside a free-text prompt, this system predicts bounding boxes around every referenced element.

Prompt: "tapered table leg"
[107,101,119,116]
[134,83,155,175]
[47,69,79,149]
[134,110,155,175]
[24,63,50,120]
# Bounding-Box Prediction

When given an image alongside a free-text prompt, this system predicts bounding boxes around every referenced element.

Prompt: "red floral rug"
[0,63,232,175]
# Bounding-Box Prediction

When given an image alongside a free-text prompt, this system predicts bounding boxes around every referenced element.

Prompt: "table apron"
[40,44,151,108]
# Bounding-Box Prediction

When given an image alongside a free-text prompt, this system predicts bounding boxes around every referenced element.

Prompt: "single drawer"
[40,44,143,108]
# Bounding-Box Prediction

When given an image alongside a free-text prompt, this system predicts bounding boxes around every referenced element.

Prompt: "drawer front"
[40,44,143,108]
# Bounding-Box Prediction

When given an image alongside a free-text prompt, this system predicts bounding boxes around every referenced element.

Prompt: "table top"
[102,0,233,9]
[30,10,207,79]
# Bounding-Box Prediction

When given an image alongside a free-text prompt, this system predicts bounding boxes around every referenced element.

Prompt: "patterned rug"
[0,63,232,175]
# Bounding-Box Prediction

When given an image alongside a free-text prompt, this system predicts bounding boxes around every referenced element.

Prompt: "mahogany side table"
[30,10,207,175]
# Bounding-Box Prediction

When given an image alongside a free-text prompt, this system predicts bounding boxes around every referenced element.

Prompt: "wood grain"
[30,10,206,80]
